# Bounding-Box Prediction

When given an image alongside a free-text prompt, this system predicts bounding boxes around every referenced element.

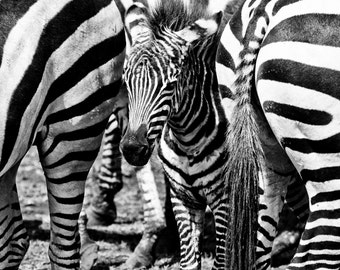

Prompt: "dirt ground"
[16,147,212,270]
[16,146,302,270]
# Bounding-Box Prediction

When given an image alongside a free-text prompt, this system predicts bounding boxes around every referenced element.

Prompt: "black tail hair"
[224,41,264,270]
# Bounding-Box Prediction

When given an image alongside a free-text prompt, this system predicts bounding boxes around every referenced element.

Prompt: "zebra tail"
[224,45,264,270]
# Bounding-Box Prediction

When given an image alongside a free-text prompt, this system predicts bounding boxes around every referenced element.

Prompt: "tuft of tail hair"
[224,44,264,270]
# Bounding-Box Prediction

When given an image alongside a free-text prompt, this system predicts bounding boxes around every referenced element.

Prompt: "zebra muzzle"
[120,124,151,166]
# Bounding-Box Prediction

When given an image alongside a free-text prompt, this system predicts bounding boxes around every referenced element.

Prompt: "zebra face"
[120,2,222,166]
[120,45,181,166]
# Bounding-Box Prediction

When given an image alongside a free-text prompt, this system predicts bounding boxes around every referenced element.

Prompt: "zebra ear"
[175,11,222,44]
[125,3,152,46]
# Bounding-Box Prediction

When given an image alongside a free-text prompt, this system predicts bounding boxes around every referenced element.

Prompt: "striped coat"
[0,0,126,268]
[220,0,340,269]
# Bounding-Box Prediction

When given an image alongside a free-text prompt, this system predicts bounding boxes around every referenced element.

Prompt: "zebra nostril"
[120,124,151,166]
[123,141,147,156]
[120,137,151,166]
[137,143,149,157]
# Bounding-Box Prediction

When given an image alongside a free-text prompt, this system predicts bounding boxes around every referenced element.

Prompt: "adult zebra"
[0,0,126,268]
[120,0,229,269]
[220,0,340,269]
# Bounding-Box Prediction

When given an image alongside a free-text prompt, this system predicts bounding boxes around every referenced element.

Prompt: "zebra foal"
[120,0,229,269]
[82,87,167,269]
[0,0,126,269]
[220,0,340,269]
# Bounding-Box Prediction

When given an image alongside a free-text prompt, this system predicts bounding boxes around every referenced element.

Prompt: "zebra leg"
[269,173,308,268]
[37,133,102,270]
[78,209,98,270]
[124,162,166,269]
[171,190,205,270]
[252,105,298,269]
[0,163,29,269]
[209,197,228,270]
[87,113,123,226]
[256,166,294,270]
[288,179,340,269]
[256,167,309,270]
[285,173,309,226]
[79,114,124,270]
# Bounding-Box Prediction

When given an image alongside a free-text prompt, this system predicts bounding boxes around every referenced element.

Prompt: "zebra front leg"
[124,162,166,269]
[0,164,29,269]
[171,191,205,270]
[209,196,228,270]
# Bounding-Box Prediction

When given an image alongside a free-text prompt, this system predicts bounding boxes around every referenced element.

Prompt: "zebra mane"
[141,0,212,31]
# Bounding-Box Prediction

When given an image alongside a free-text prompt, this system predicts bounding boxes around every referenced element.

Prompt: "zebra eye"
[164,81,177,90]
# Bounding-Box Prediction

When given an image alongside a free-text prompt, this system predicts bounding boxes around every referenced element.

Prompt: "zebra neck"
[164,99,226,158]
[167,57,225,155]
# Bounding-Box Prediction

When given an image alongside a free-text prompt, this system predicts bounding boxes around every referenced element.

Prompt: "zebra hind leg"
[288,178,340,269]
[123,162,166,269]
[285,173,309,227]
[86,113,123,227]
[78,209,98,270]
[80,112,124,269]
[38,133,102,270]
[256,165,293,270]
[270,173,309,267]
[0,164,29,269]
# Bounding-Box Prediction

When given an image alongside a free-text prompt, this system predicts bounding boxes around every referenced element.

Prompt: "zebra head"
[120,1,221,166]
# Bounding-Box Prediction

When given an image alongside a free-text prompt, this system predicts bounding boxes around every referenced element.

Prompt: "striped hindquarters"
[255,0,340,269]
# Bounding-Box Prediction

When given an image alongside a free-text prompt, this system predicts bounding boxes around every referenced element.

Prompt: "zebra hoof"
[80,237,99,270]
[122,239,154,269]
[86,206,116,227]
[123,253,153,270]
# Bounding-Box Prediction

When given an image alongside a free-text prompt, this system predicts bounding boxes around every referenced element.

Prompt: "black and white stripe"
[120,0,230,269]
[221,0,340,269]
[84,86,167,269]
[0,0,126,268]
